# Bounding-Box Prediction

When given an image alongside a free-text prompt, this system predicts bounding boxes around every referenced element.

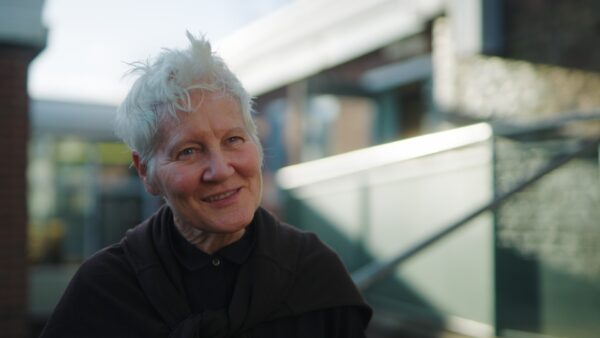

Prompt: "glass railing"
[276,120,600,338]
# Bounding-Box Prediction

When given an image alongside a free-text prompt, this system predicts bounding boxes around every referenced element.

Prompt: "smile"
[202,188,239,203]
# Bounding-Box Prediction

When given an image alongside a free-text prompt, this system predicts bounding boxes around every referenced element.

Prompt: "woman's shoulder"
[253,208,372,322]
[256,208,328,245]
[73,243,135,286]
[60,241,159,319]
[40,242,169,338]
[78,212,157,281]
[255,208,338,261]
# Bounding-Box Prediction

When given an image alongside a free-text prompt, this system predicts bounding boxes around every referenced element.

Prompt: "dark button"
[211,257,221,267]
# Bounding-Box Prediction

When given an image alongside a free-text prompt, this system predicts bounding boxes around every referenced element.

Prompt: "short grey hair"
[114,32,261,172]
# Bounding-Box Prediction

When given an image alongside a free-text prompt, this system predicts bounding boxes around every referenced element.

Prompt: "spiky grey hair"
[114,32,261,174]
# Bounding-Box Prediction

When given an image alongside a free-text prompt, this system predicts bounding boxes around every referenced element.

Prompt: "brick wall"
[0,44,37,338]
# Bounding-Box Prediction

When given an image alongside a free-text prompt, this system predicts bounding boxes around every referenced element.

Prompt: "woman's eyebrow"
[227,127,247,134]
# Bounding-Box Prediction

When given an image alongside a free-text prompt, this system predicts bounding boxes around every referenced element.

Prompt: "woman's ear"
[132,152,160,196]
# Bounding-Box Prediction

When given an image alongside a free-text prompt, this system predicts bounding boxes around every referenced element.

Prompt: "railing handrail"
[491,111,600,137]
[352,135,600,291]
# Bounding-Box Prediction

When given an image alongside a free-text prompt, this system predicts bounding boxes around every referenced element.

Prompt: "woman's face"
[140,91,262,234]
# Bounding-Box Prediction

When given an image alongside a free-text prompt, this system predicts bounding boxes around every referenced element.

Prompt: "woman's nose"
[202,151,234,182]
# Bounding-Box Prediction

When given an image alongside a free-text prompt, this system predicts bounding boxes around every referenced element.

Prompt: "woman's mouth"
[202,188,240,203]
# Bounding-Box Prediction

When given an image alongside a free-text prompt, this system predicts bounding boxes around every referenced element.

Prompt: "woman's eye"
[227,136,244,144]
[178,148,196,158]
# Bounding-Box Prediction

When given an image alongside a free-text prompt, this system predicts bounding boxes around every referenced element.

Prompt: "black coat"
[40,206,372,337]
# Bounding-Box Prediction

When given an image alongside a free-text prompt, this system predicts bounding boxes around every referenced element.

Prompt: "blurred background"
[1,0,600,337]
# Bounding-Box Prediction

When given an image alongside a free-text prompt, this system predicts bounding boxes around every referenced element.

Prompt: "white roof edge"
[30,99,118,140]
[217,0,446,95]
[276,123,492,189]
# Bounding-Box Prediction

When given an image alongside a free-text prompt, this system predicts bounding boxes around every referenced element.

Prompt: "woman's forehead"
[160,100,244,139]
[187,89,238,107]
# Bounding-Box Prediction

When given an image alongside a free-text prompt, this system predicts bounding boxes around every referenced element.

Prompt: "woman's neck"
[173,218,245,254]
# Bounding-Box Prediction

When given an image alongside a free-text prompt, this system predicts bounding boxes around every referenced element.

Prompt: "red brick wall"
[0,44,37,338]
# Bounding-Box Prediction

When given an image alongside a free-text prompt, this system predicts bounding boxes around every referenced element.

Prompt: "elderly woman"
[40,33,371,338]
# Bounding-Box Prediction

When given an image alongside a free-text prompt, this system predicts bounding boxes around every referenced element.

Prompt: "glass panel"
[494,135,600,338]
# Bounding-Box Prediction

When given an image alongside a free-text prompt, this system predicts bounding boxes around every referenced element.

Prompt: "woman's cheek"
[237,144,261,173]
[163,166,200,195]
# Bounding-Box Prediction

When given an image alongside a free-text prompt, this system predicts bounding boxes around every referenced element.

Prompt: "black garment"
[168,219,254,313]
[40,206,372,338]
